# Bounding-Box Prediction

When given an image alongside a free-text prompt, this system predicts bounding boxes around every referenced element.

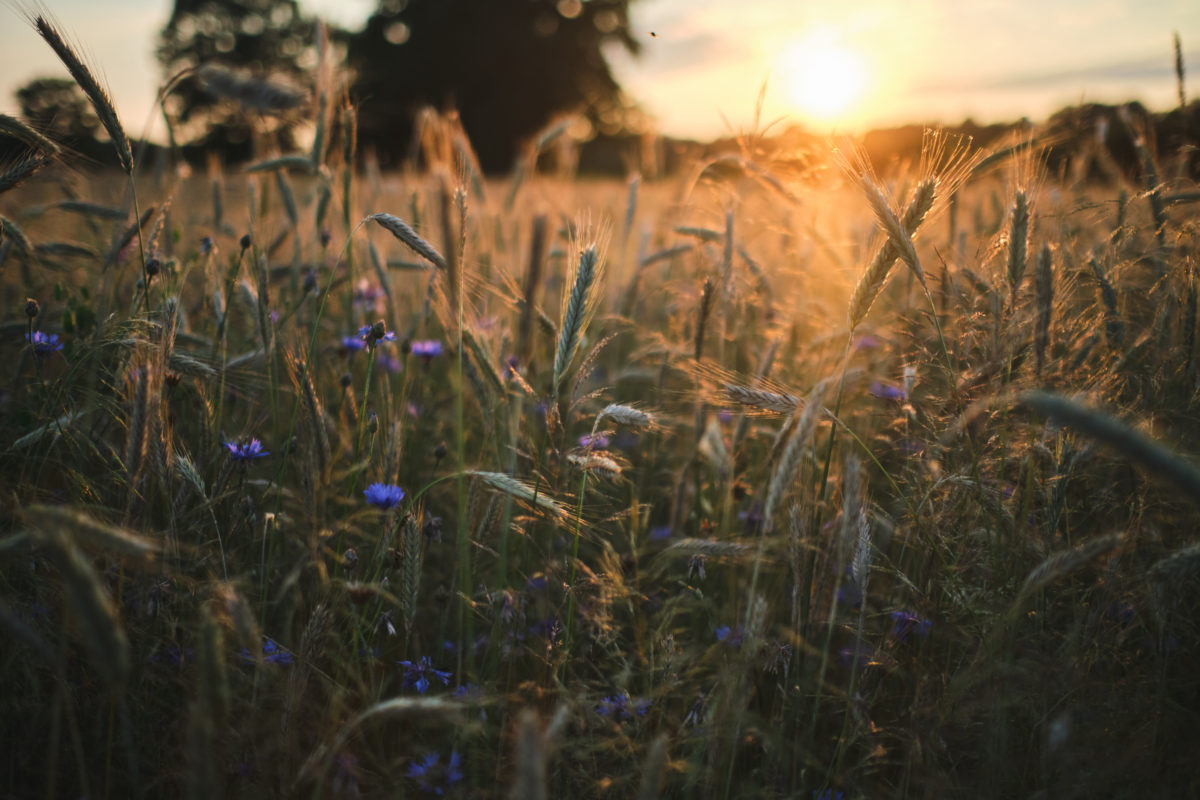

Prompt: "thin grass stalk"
[1007,190,1029,305]
[1035,243,1053,378]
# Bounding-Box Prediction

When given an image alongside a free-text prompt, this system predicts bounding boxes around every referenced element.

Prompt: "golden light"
[777,31,868,123]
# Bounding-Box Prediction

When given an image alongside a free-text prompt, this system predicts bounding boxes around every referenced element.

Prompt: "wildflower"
[716,624,744,647]
[25,298,39,318]
[406,750,463,796]
[889,610,932,643]
[649,525,672,542]
[397,655,451,694]
[226,438,269,461]
[359,322,397,347]
[737,503,764,534]
[238,637,293,665]
[364,483,406,510]
[410,339,443,360]
[814,790,845,800]
[596,692,651,720]
[853,334,881,350]
[869,381,907,402]
[199,236,215,255]
[578,433,610,449]
[25,331,63,355]
[261,637,294,664]
[240,233,252,250]
[341,335,367,353]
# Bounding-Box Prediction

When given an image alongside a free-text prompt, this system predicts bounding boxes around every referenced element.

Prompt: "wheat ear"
[33,15,132,175]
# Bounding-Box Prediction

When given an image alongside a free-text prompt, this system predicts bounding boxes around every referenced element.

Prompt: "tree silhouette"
[157,0,317,156]
[346,0,641,172]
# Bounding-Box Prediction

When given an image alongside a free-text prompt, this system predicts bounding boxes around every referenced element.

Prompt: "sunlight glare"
[778,31,868,123]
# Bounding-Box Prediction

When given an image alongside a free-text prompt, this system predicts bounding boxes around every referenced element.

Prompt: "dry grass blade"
[637,733,670,800]
[509,709,548,800]
[297,697,462,788]
[1020,391,1200,501]
[26,504,159,560]
[1015,532,1124,604]
[765,379,831,523]
[38,529,130,687]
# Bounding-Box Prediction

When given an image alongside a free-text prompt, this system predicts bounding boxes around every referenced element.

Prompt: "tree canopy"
[157,0,317,155]
[346,0,642,172]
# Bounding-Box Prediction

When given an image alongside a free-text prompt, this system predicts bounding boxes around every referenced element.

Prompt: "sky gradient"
[0,0,1197,144]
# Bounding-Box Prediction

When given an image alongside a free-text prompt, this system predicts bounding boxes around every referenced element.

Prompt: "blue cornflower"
[238,637,293,666]
[649,525,672,542]
[869,381,907,402]
[410,339,443,360]
[226,438,269,461]
[397,655,452,694]
[364,482,406,510]
[716,624,744,647]
[889,610,932,643]
[406,749,463,795]
[358,323,397,347]
[261,637,294,664]
[813,790,845,800]
[596,692,651,720]
[577,433,610,449]
[341,335,367,353]
[26,331,64,355]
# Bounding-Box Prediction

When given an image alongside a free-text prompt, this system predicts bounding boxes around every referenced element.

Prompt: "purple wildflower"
[341,335,366,353]
[411,339,443,360]
[407,750,463,796]
[26,331,63,355]
[226,438,269,461]
[238,637,293,665]
[364,483,406,510]
[889,610,932,643]
[596,692,651,720]
[358,323,397,347]
[716,624,744,647]
[397,655,452,694]
[814,790,846,800]
[869,381,907,402]
[649,525,672,542]
[578,433,610,449]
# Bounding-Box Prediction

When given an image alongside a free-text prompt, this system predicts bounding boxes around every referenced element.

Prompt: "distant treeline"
[3,100,1198,181]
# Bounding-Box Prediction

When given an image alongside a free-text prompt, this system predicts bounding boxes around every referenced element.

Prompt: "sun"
[777,32,868,123]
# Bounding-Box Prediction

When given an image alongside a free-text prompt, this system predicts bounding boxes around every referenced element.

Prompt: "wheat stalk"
[1021,391,1200,500]
[553,242,602,391]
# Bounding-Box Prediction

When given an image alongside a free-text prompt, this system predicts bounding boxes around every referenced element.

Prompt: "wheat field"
[2,15,1200,800]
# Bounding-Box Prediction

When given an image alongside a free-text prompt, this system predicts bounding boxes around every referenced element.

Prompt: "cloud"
[915,49,1200,94]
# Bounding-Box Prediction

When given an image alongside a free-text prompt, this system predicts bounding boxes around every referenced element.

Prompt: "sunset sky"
[0,0,1197,143]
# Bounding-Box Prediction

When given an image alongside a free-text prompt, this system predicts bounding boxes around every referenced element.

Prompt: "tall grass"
[2,23,1200,800]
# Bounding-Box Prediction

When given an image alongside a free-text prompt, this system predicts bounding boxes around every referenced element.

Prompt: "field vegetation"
[3,14,1200,800]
